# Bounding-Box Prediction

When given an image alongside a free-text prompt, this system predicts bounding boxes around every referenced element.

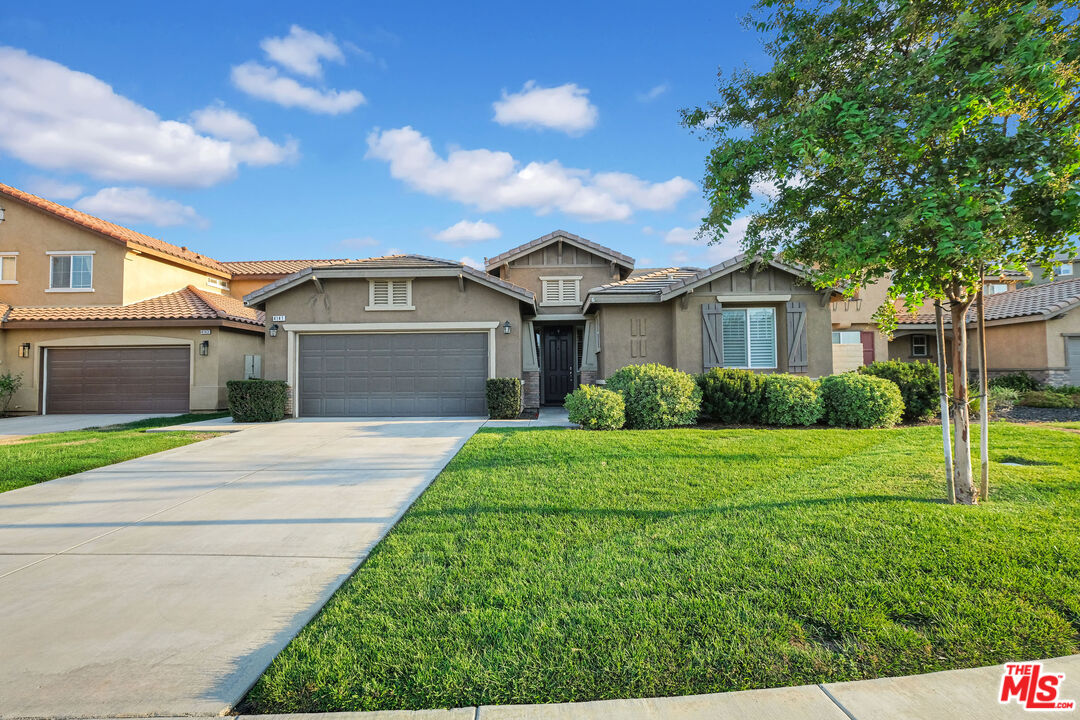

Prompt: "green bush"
[565,385,625,430]
[0,371,22,416]
[227,379,289,422]
[989,372,1042,392]
[696,368,766,424]
[1018,390,1077,408]
[486,378,522,419]
[605,363,702,429]
[1050,384,1080,395]
[859,360,940,422]
[760,374,823,426]
[985,386,1020,415]
[820,373,904,428]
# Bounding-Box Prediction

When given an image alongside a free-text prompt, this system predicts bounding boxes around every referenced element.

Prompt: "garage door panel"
[46,347,190,414]
[299,332,488,417]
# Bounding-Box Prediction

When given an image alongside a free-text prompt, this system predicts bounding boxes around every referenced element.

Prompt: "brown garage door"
[45,347,190,414]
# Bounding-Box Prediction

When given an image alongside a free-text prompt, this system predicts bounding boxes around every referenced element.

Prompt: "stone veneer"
[522,370,540,410]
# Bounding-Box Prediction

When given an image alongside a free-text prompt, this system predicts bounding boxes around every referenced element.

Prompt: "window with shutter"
[540,276,582,306]
[720,307,776,369]
[367,278,414,310]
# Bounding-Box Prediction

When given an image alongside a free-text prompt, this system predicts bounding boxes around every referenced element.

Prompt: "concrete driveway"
[0,413,171,439]
[0,417,483,718]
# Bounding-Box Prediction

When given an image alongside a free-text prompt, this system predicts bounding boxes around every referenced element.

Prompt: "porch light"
[269,323,279,338]
[199,340,210,356]
[503,320,512,334]
[19,342,30,358]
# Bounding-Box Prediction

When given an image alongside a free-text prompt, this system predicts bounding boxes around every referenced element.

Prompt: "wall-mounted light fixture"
[199,340,210,356]
[18,342,30,358]
[269,323,279,338]
[503,320,512,334]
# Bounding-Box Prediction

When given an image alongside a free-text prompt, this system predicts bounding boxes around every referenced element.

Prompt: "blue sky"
[0,0,767,268]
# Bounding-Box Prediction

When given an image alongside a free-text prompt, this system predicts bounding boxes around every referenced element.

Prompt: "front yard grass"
[242,423,1080,713]
[0,412,227,493]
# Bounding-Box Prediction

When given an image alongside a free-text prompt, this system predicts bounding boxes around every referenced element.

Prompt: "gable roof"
[221,259,352,275]
[485,230,635,271]
[0,286,264,327]
[0,183,230,275]
[243,254,536,306]
[897,277,1080,326]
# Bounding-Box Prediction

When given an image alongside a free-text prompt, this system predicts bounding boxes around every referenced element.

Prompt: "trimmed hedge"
[859,360,940,422]
[605,363,702,429]
[565,385,625,430]
[820,373,904,428]
[990,371,1042,392]
[227,379,288,422]
[486,378,522,419]
[697,368,766,424]
[761,375,822,426]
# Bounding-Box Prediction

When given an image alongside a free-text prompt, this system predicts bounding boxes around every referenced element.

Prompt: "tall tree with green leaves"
[685,0,1080,503]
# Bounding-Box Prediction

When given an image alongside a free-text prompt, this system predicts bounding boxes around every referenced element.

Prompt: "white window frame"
[0,251,17,285]
[366,278,415,311]
[45,251,95,292]
[207,276,230,290]
[539,275,582,306]
[722,307,777,370]
[1057,263,1074,277]
[911,334,929,357]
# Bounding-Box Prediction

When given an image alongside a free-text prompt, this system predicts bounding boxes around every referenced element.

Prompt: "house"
[245,231,839,416]
[890,278,1080,386]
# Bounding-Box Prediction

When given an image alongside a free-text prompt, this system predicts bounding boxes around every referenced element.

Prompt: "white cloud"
[660,217,749,266]
[637,83,670,103]
[336,236,379,249]
[75,187,206,228]
[190,103,298,165]
[434,219,501,245]
[661,226,698,245]
[670,250,690,264]
[459,255,484,270]
[366,126,695,222]
[231,62,366,115]
[261,25,344,78]
[25,176,83,200]
[493,81,598,135]
[0,46,295,187]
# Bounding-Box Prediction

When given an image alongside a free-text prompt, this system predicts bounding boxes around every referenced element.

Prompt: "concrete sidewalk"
[485,407,575,428]
[0,413,170,438]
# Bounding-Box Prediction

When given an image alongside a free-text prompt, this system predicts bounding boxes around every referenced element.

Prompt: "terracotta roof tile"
[0,183,229,275]
[2,287,264,326]
[221,259,352,275]
[897,278,1080,325]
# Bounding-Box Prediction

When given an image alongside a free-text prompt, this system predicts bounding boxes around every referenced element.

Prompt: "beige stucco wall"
[499,244,622,316]
[831,277,892,326]
[259,276,525,384]
[122,251,228,304]
[231,277,278,301]
[833,343,864,373]
[1045,313,1080,370]
[0,325,263,414]
[594,303,675,376]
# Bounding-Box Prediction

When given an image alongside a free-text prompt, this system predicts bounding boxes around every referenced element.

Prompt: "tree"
[684,0,1080,503]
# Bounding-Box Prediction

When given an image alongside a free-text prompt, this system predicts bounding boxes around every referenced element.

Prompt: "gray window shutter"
[786,301,808,373]
[702,303,724,369]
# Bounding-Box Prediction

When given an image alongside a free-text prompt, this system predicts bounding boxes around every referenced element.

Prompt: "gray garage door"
[45,346,190,414]
[298,333,488,417]
[1068,337,1080,385]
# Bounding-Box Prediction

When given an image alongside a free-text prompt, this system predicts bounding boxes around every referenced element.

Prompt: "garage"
[298,332,488,417]
[45,346,190,414]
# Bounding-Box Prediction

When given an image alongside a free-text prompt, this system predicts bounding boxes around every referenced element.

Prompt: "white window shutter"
[372,279,390,306]
[391,280,409,306]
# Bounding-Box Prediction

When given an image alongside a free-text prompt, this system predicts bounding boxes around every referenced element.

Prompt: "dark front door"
[542,326,575,405]
[860,331,876,365]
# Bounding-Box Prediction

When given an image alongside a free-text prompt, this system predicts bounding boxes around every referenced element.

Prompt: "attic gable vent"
[367,278,414,311]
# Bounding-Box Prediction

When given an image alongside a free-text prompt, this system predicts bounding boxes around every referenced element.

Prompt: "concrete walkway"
[0,417,484,719]
[0,413,170,439]
[485,407,575,428]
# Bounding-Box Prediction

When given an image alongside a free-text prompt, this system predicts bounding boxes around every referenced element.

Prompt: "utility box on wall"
[244,354,262,379]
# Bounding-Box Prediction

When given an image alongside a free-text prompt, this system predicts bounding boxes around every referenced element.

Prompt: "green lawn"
[242,423,1080,713]
[0,412,227,493]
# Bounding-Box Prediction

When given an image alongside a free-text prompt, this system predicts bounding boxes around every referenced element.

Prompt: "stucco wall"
[231,277,278,301]
[123,252,228,304]
[594,303,674,376]
[830,277,892,325]
[500,244,621,315]
[0,325,262,413]
[259,276,525,383]
[1044,313,1080,370]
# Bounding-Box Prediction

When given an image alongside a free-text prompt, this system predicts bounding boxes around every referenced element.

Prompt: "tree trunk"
[949,298,977,505]
[934,301,955,503]
[976,282,989,501]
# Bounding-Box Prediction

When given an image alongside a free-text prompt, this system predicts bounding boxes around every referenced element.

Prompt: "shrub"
[227,379,288,422]
[989,371,1042,392]
[486,378,522,419]
[1049,384,1080,395]
[820,373,904,428]
[605,363,702,429]
[696,368,766,424]
[0,371,22,416]
[985,386,1020,416]
[859,360,940,422]
[760,374,823,426]
[1018,390,1077,408]
[565,385,625,430]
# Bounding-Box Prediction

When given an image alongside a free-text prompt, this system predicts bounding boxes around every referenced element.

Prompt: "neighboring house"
[245,232,839,416]
[1026,256,1078,285]
[890,278,1080,386]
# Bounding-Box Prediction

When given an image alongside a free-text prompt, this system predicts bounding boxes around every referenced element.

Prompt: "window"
[984,283,1008,295]
[540,276,581,306]
[722,307,776,369]
[832,330,861,344]
[911,334,928,357]
[1057,263,1074,277]
[0,252,16,284]
[366,278,414,310]
[48,253,93,291]
[207,276,230,290]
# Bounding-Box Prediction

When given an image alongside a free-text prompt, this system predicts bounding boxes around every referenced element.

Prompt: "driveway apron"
[0,417,483,718]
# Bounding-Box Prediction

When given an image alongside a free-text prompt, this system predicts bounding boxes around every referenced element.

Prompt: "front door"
[860,331,876,365]
[542,326,575,405]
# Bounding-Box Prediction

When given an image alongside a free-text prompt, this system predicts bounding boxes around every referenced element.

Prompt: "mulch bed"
[1001,406,1080,423]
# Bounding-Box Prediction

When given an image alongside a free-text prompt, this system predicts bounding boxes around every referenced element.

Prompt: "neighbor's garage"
[45,347,190,414]
[298,333,488,417]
